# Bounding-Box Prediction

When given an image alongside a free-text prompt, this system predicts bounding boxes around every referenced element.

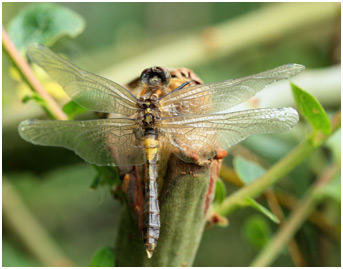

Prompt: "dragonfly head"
[140,66,171,92]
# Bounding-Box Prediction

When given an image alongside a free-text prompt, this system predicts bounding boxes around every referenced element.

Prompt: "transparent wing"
[160,64,305,117]
[27,43,138,115]
[160,107,299,163]
[18,118,145,166]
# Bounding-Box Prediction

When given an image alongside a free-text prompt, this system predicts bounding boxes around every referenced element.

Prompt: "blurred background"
[2,2,341,266]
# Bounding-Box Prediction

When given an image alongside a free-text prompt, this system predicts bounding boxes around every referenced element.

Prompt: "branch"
[100,2,339,83]
[275,191,341,241]
[2,27,67,120]
[220,146,340,240]
[264,190,307,266]
[2,179,73,266]
[250,162,341,267]
[216,110,341,216]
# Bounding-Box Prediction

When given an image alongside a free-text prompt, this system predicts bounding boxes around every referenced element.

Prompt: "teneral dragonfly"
[19,43,304,258]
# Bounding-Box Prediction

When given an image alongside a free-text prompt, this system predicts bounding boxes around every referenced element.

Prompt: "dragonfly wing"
[27,44,138,115]
[160,107,299,163]
[160,64,305,117]
[18,118,145,166]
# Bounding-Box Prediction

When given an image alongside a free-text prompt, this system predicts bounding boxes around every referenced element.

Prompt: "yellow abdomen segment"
[144,137,159,162]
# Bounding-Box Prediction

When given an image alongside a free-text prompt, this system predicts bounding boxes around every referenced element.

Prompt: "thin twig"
[2,27,67,120]
[217,110,341,216]
[219,146,340,240]
[100,2,339,83]
[219,164,243,187]
[2,179,73,266]
[250,162,341,267]
[275,191,341,241]
[264,190,307,266]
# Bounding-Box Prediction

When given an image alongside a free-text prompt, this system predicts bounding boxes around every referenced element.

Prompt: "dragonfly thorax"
[138,95,161,131]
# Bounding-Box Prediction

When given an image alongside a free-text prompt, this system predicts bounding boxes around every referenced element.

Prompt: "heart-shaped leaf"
[7,3,85,51]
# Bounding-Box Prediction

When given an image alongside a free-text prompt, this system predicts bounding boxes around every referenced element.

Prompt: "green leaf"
[22,93,46,106]
[243,215,272,250]
[89,246,115,267]
[233,156,265,184]
[62,100,88,119]
[243,197,280,223]
[291,83,331,135]
[214,178,227,205]
[91,166,120,189]
[7,3,85,51]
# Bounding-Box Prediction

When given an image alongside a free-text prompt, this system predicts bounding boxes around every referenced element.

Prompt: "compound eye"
[156,67,170,86]
[140,69,151,84]
[140,67,171,87]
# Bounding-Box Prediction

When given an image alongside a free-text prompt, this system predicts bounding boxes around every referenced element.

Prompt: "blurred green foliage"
[7,3,85,51]
[5,164,121,266]
[214,178,227,205]
[233,156,266,185]
[243,215,272,250]
[3,2,340,267]
[2,240,40,267]
[316,173,341,202]
[90,166,121,190]
[62,101,88,120]
[89,246,115,267]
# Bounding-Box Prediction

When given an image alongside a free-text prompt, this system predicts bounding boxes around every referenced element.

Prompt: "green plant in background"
[3,2,340,267]
[89,246,115,267]
[243,215,272,250]
[7,3,85,52]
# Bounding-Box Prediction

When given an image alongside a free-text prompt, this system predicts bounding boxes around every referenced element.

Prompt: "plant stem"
[2,178,73,266]
[275,191,341,241]
[100,2,339,83]
[217,110,341,216]
[250,162,340,267]
[2,27,67,120]
[220,147,340,241]
[115,155,221,266]
[264,190,307,266]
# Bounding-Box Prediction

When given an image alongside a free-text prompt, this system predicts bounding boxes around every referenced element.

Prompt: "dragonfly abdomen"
[143,133,160,258]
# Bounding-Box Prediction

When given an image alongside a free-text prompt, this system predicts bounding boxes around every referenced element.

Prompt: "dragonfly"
[19,43,304,258]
